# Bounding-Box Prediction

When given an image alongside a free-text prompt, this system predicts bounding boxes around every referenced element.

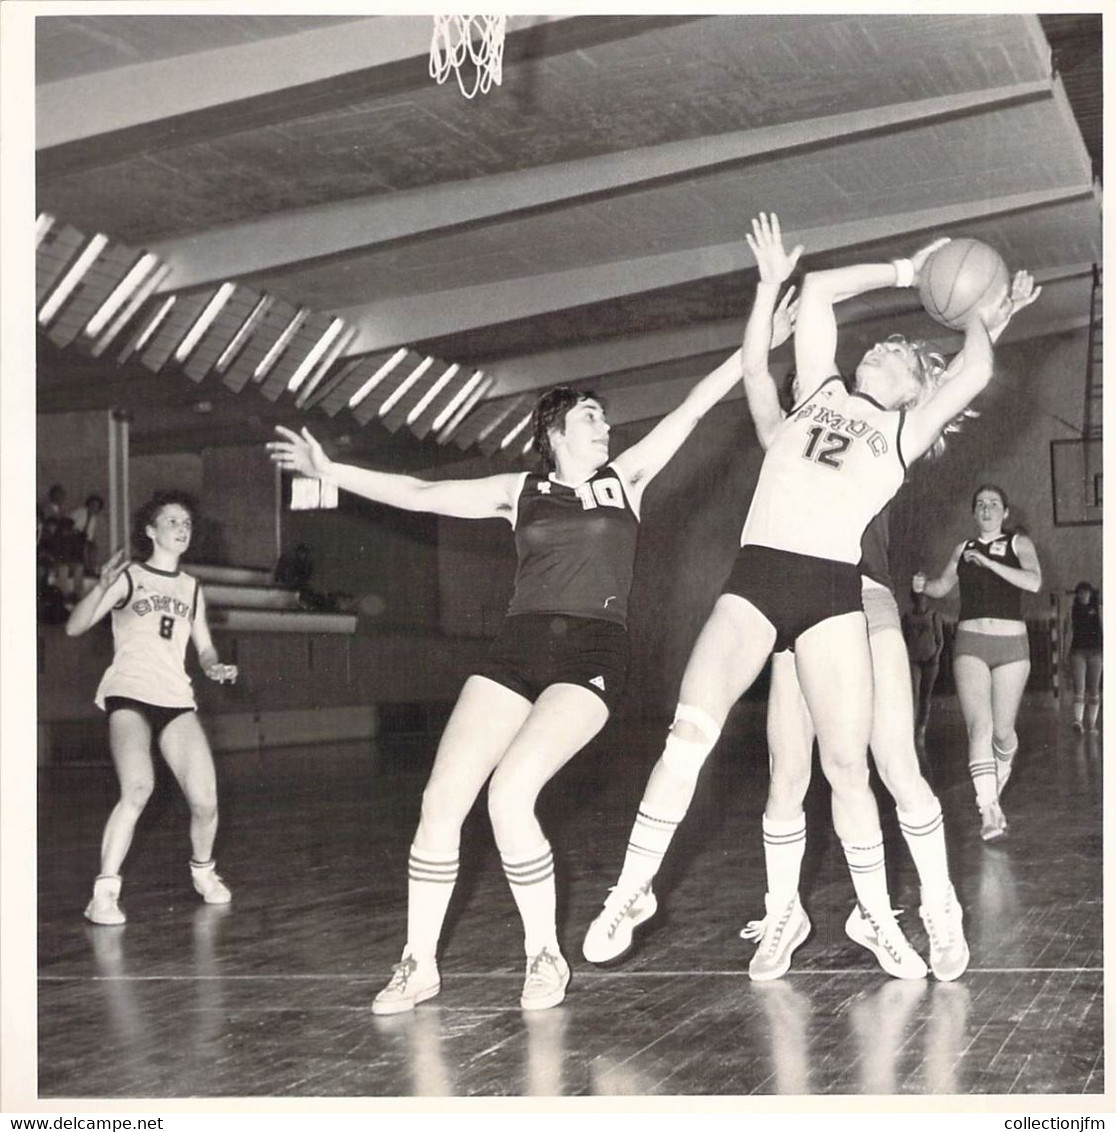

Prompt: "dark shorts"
[722,544,862,652]
[104,696,194,738]
[474,614,629,713]
[953,629,1030,670]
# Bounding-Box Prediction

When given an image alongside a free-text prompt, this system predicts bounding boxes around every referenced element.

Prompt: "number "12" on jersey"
[802,427,851,470]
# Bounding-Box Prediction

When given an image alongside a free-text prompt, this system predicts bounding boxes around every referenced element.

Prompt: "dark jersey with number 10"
[507,466,639,627]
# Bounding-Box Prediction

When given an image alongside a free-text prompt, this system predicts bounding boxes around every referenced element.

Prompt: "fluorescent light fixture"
[431,369,484,432]
[476,401,519,445]
[521,436,535,457]
[38,233,109,324]
[378,355,436,417]
[499,408,533,450]
[347,347,409,408]
[437,375,493,444]
[296,326,357,407]
[287,317,347,393]
[253,309,306,382]
[173,282,236,363]
[35,213,55,246]
[83,253,160,338]
[406,363,459,426]
[92,262,172,357]
[128,295,176,356]
[214,294,273,373]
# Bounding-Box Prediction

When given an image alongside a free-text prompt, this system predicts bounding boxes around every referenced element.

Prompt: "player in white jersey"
[584,213,1002,978]
[66,492,238,926]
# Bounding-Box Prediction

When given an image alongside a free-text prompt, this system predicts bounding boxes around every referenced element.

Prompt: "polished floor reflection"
[36,695,1102,1097]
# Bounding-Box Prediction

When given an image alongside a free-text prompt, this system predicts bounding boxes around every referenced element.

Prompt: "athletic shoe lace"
[740,900,794,955]
[862,906,912,963]
[385,956,417,991]
[603,884,646,937]
[524,949,562,990]
[921,898,959,951]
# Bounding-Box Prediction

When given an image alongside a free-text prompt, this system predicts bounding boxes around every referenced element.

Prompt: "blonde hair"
[885,334,978,461]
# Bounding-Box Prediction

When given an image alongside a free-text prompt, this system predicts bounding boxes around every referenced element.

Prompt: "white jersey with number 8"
[94,563,200,710]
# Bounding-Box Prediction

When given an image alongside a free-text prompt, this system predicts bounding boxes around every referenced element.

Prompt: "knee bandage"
[662,704,722,785]
[992,735,1018,759]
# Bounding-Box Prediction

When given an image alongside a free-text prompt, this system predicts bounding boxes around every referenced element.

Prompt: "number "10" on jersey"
[574,476,625,510]
[802,427,851,470]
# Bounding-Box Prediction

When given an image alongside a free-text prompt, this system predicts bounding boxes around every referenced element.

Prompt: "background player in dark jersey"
[1066,581,1102,733]
[66,492,238,925]
[915,485,1042,840]
[267,291,796,1014]
[584,213,1002,980]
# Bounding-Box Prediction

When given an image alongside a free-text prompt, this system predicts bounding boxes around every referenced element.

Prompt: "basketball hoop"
[430,15,507,99]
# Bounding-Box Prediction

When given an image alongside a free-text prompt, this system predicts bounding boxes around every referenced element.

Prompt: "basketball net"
[430,15,507,99]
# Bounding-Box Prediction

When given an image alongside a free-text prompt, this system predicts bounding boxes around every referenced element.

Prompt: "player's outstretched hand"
[746,212,803,287]
[267,427,333,479]
[95,548,130,593]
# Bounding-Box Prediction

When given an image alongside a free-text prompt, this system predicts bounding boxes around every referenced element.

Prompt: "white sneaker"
[582,880,657,965]
[84,875,126,925]
[520,947,571,1011]
[979,803,1007,841]
[740,893,811,981]
[845,904,928,979]
[372,953,441,1015]
[919,885,970,982]
[191,861,232,904]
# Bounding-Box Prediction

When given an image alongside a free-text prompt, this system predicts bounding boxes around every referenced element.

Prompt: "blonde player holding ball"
[67,491,237,926]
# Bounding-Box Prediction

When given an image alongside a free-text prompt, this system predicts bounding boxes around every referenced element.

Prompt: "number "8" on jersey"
[159,615,174,640]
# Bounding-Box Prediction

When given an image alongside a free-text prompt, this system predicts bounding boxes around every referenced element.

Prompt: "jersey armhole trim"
[508,471,530,530]
[788,372,842,414]
[608,462,642,523]
[191,577,200,622]
[113,569,134,610]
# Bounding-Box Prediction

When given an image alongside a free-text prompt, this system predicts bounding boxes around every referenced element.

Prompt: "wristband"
[891,258,915,288]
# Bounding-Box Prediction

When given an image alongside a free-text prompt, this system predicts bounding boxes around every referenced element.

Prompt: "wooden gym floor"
[34,693,1102,1099]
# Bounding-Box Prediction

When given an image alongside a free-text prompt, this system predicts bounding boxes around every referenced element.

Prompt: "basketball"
[917,238,1010,329]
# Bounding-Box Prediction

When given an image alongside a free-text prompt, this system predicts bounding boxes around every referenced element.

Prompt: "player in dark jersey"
[66,492,238,925]
[267,287,797,1014]
[1067,581,1102,733]
[583,213,1006,979]
[915,485,1042,840]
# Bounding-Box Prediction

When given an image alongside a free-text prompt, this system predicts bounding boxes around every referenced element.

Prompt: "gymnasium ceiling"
[34,12,1103,465]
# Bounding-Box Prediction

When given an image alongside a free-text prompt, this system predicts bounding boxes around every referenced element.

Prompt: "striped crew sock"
[502,841,558,956]
[968,758,998,808]
[762,812,807,906]
[405,844,459,962]
[897,800,950,904]
[616,805,685,889]
[841,833,891,920]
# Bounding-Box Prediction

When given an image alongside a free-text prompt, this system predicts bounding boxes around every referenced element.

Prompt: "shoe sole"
[748,915,811,982]
[930,942,971,982]
[582,906,659,967]
[521,972,571,1011]
[845,919,927,980]
[371,982,441,1016]
[980,825,1007,842]
[84,909,126,926]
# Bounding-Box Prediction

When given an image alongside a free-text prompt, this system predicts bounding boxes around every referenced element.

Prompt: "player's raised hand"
[267,426,333,479]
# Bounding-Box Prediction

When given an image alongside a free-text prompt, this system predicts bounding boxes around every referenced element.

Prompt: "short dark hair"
[1075,581,1099,606]
[531,386,603,471]
[85,494,105,510]
[133,491,196,558]
[971,483,1009,512]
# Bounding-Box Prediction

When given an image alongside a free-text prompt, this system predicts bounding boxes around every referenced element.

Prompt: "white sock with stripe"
[617,805,685,889]
[502,841,558,956]
[897,800,950,904]
[968,758,998,808]
[406,844,459,962]
[841,834,891,921]
[762,812,807,906]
